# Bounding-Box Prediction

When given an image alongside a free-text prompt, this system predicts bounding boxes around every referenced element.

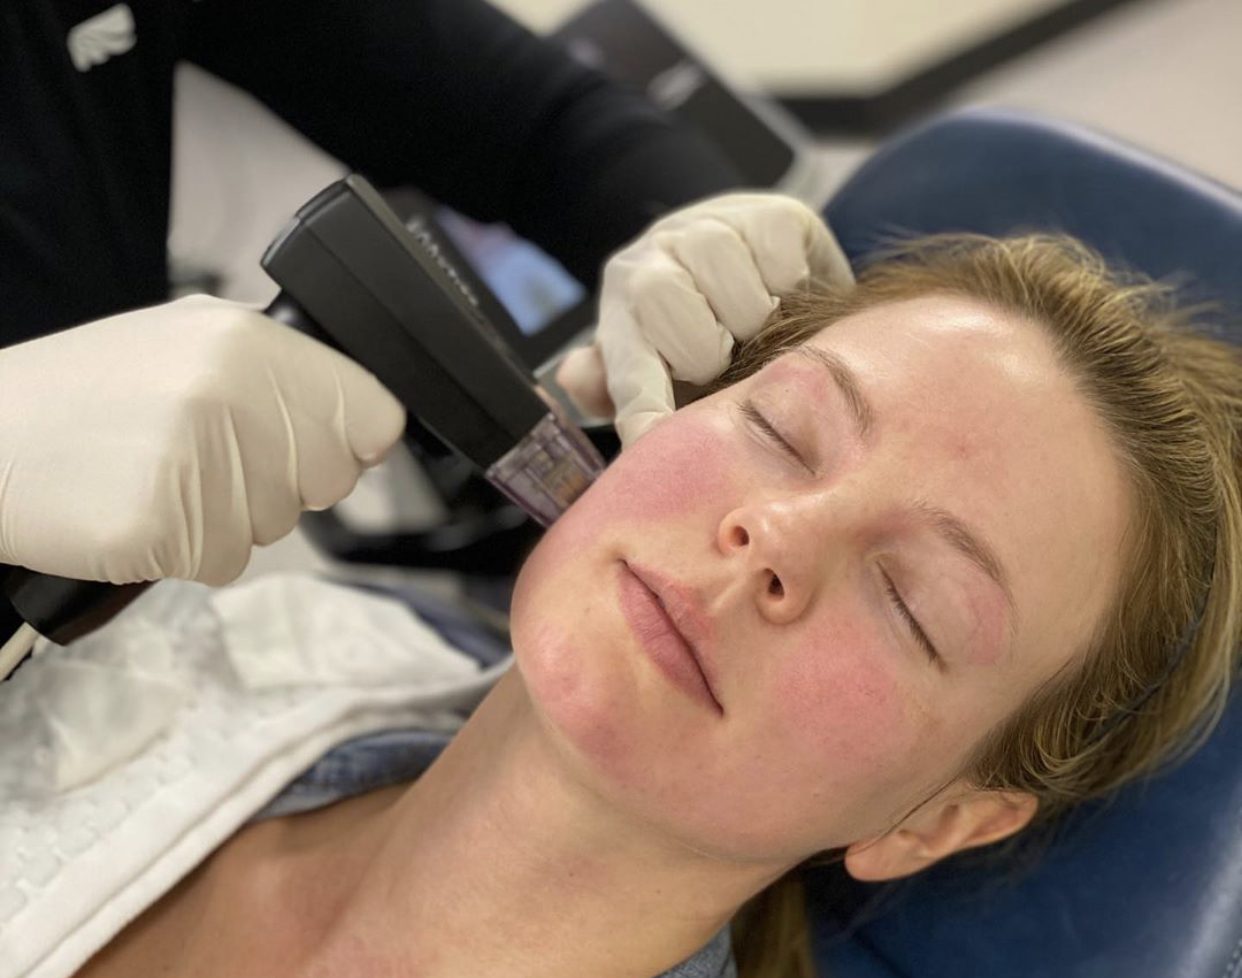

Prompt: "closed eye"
[741,400,814,474]
[882,570,942,666]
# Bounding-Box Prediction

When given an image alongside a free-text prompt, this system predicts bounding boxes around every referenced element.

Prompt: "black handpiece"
[1,174,602,663]
[260,175,602,521]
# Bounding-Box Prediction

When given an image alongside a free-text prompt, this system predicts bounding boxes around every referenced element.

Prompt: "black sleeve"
[184,0,743,289]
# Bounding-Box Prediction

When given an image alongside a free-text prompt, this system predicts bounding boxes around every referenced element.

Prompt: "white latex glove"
[0,295,406,586]
[556,192,855,445]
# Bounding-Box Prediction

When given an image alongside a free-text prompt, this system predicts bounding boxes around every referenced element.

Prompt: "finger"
[615,408,668,448]
[293,389,365,513]
[627,251,735,386]
[666,222,778,342]
[335,360,408,465]
[806,218,856,287]
[225,363,315,547]
[596,301,676,446]
[555,344,616,418]
[720,197,825,296]
[187,418,259,585]
[267,354,372,512]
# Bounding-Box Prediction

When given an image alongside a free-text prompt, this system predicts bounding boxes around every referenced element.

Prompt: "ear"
[843,787,1038,882]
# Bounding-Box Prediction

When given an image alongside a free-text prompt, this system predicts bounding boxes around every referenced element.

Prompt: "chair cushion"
[809,107,1242,978]
[824,106,1242,334]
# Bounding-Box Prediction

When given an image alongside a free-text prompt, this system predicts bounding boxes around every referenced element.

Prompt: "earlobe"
[843,791,1038,882]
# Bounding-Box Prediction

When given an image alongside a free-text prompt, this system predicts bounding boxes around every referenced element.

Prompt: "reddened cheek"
[772,630,915,773]
[588,411,737,525]
[512,410,737,574]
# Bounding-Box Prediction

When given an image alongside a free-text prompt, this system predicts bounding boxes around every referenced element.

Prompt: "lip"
[617,560,723,715]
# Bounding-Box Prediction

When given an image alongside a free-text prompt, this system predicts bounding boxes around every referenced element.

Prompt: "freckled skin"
[511,295,1132,864]
[588,416,734,524]
[774,628,915,790]
[513,414,739,802]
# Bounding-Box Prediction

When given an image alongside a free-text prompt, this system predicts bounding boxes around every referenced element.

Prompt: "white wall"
[490,0,1069,92]
[169,67,345,305]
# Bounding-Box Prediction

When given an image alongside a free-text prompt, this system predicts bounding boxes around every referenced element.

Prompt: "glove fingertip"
[353,381,408,465]
[616,409,670,449]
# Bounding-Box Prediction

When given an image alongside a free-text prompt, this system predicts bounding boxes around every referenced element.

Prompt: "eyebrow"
[913,499,1017,625]
[788,345,1017,624]
[793,346,875,441]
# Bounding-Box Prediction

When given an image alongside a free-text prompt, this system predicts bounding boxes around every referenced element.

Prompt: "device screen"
[435,208,586,339]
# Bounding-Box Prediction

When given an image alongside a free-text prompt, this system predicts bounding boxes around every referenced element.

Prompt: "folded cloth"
[0,572,510,978]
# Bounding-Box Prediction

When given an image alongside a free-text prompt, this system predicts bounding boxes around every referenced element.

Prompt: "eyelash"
[882,571,941,665]
[743,399,940,667]
[741,400,812,473]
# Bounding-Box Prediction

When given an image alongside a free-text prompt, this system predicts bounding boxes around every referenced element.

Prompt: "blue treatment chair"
[803,106,1242,978]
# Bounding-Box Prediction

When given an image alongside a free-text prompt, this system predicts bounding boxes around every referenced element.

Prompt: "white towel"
[0,572,510,978]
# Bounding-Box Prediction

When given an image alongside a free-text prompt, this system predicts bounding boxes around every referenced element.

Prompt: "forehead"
[774,294,1081,460]
[761,293,1132,680]
[803,293,1048,390]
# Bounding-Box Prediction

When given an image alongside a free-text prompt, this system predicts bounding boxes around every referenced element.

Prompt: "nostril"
[730,525,750,548]
[768,574,784,598]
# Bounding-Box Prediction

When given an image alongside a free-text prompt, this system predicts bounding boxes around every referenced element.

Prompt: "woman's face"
[511,294,1130,864]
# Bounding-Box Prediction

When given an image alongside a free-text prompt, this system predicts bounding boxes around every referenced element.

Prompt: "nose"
[717,494,836,624]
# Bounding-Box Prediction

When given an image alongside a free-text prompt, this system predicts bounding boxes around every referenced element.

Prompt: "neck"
[277,668,790,978]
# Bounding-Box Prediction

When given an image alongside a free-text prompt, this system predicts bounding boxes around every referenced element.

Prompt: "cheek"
[511,409,737,638]
[708,627,930,854]
[761,620,932,835]
[594,411,737,524]
[515,408,736,569]
[774,631,912,772]
[509,412,739,774]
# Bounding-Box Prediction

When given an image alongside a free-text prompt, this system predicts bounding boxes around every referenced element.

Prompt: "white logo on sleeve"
[67,3,136,72]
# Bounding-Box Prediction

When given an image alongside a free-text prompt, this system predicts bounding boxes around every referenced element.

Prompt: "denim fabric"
[248,727,455,821]
[249,582,737,978]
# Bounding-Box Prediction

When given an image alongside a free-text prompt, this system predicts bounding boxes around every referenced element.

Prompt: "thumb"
[333,355,408,464]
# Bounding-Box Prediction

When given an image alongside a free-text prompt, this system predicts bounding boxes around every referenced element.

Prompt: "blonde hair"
[719,234,1242,978]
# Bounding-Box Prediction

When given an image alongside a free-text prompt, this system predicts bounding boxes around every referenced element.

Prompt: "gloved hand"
[0,295,406,586]
[556,192,854,445]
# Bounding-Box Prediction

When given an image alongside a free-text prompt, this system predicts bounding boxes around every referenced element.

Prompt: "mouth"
[618,560,723,716]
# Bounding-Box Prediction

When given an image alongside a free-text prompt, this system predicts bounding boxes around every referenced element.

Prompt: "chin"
[510,565,652,804]
[510,574,791,859]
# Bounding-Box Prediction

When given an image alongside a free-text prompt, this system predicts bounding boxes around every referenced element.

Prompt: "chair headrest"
[824,106,1242,337]
[808,695,1242,977]
[809,107,1242,978]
